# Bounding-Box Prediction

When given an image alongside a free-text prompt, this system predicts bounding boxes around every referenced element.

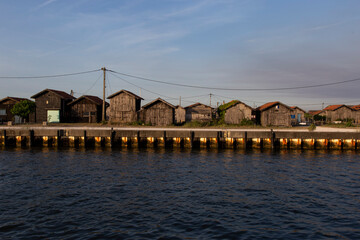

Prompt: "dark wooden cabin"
[290,106,306,125]
[68,95,108,123]
[256,101,293,127]
[141,98,175,126]
[222,100,254,124]
[320,105,355,123]
[31,89,75,123]
[107,89,143,123]
[185,102,214,122]
[0,97,35,124]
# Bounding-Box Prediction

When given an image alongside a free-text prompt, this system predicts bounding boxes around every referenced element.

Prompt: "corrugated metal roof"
[68,95,108,106]
[142,98,175,109]
[185,102,213,109]
[0,97,30,103]
[31,89,75,100]
[107,89,143,100]
[290,106,306,113]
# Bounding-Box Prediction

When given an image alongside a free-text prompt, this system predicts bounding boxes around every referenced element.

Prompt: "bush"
[239,118,254,126]
[10,100,36,122]
[308,123,316,131]
[346,120,353,127]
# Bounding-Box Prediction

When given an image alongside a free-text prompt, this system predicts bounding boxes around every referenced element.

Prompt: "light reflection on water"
[0,148,359,239]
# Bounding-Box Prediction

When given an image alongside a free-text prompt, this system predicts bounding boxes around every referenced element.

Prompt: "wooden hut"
[222,100,254,124]
[141,98,175,126]
[351,105,360,124]
[0,97,35,124]
[107,89,143,123]
[185,102,214,122]
[320,105,355,123]
[31,89,75,123]
[256,101,293,127]
[290,106,306,125]
[68,95,108,123]
[175,105,186,125]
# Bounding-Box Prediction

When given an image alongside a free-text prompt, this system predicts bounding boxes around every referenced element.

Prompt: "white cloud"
[33,0,57,11]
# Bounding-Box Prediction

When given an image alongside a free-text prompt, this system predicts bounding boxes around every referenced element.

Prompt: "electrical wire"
[0,69,101,79]
[82,72,103,95]
[107,74,113,95]
[108,72,177,101]
[109,72,214,106]
[108,69,360,91]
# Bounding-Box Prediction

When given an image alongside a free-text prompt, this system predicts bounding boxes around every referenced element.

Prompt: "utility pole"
[179,96,181,106]
[209,93,212,120]
[101,67,106,122]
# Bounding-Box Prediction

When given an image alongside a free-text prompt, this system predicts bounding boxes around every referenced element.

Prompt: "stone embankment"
[1,126,360,150]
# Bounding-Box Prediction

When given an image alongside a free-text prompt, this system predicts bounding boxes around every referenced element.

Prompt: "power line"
[82,72,103,95]
[109,72,212,106]
[0,69,101,79]
[108,72,177,101]
[108,69,360,91]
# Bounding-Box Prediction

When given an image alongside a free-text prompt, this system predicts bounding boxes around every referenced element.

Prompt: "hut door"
[297,114,301,123]
[47,110,60,123]
[14,115,22,124]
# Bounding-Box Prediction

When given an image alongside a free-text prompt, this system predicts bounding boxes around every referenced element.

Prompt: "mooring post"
[3,129,7,147]
[327,139,330,150]
[244,131,248,149]
[57,130,61,147]
[29,130,34,147]
[271,129,275,149]
[190,131,194,148]
[83,130,87,148]
[217,131,221,149]
[110,128,114,148]
[355,138,357,150]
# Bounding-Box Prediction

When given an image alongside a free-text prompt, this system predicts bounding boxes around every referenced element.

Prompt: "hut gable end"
[256,101,293,127]
[142,98,175,126]
[322,104,355,122]
[0,97,33,123]
[68,96,106,123]
[31,89,74,123]
[107,90,143,123]
[223,101,253,124]
[185,103,213,122]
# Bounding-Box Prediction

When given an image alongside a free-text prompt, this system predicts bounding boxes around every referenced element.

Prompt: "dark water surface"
[0,148,359,239]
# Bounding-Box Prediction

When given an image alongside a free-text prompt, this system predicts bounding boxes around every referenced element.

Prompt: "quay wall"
[1,127,360,150]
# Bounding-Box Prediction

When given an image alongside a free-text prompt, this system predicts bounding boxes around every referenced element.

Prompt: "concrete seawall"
[1,127,360,150]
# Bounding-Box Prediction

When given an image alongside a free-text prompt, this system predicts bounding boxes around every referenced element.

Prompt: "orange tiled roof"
[322,105,345,111]
[308,110,322,116]
[351,105,360,111]
[257,101,280,111]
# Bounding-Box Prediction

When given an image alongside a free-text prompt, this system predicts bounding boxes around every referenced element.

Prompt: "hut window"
[46,100,49,104]
[0,109,6,115]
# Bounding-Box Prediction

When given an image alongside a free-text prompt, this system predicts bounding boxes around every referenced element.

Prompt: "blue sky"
[1,0,360,109]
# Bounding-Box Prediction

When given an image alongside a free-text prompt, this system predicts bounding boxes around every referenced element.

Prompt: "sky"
[1,0,360,110]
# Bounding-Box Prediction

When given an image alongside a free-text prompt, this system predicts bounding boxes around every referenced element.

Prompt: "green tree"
[10,100,36,123]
